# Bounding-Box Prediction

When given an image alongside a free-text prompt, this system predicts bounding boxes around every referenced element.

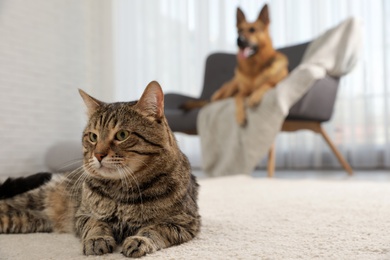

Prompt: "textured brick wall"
[0,0,113,176]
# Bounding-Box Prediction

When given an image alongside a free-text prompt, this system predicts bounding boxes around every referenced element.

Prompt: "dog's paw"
[211,91,222,101]
[248,94,261,108]
[236,113,247,126]
[83,236,116,255]
[122,236,156,258]
[179,100,208,111]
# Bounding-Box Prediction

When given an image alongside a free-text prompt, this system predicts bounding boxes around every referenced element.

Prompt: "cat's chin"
[100,168,119,177]
[84,165,123,180]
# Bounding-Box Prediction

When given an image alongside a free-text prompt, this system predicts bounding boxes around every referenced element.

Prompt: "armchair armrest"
[287,75,339,122]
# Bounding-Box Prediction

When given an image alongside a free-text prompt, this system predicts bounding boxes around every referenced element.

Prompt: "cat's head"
[79,81,172,180]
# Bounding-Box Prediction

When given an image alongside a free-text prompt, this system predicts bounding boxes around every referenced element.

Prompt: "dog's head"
[236,4,271,59]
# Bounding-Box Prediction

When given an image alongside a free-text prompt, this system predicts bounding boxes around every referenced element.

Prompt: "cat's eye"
[89,132,98,143]
[249,27,256,33]
[115,130,130,141]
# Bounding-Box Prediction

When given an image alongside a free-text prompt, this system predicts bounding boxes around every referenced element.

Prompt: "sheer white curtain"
[113,0,390,170]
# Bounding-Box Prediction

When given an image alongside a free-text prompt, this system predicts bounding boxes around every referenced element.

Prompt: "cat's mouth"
[88,167,121,180]
[85,160,122,179]
[85,156,144,180]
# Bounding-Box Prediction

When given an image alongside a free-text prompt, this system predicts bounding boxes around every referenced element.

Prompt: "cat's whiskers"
[70,175,87,199]
[123,155,151,170]
[46,159,85,197]
[115,165,132,193]
[54,159,84,172]
[122,165,145,221]
[61,165,89,199]
[121,166,140,194]
[57,165,82,190]
[85,159,105,177]
[72,164,93,188]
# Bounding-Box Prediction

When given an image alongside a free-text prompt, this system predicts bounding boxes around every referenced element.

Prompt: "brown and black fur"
[0,81,201,258]
[182,4,289,126]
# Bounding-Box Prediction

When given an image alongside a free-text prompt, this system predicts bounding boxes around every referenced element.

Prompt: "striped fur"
[0,81,200,258]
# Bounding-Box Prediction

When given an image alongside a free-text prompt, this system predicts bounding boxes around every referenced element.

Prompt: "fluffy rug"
[1,175,390,260]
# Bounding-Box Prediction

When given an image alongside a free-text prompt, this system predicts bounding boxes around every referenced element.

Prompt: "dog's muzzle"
[237,35,249,49]
[237,35,258,59]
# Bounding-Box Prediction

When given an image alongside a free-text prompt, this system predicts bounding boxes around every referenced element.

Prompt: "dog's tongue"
[238,47,253,59]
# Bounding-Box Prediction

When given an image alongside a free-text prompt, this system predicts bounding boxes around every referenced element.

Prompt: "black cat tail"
[0,172,52,200]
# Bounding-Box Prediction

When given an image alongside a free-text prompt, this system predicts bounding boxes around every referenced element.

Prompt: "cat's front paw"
[83,236,116,255]
[122,236,156,258]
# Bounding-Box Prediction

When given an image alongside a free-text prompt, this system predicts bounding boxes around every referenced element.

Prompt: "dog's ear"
[257,4,270,25]
[236,7,246,26]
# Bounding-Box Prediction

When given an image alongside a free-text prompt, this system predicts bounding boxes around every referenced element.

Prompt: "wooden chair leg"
[267,143,275,178]
[319,126,353,176]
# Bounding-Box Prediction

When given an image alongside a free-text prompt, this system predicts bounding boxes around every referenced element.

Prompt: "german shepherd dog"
[182,4,289,126]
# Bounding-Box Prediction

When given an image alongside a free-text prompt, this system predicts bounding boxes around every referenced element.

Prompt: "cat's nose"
[95,152,107,162]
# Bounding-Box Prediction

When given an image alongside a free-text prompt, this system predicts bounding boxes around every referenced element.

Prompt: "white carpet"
[1,175,390,260]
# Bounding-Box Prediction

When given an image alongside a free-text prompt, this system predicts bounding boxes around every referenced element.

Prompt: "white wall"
[0,0,114,176]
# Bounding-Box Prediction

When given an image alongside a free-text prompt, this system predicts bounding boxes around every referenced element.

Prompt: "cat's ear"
[134,81,164,120]
[78,89,105,116]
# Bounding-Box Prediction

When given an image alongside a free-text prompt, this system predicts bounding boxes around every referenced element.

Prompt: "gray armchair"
[164,42,353,177]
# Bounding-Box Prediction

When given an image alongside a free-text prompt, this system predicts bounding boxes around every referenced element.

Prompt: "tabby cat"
[0,81,201,258]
